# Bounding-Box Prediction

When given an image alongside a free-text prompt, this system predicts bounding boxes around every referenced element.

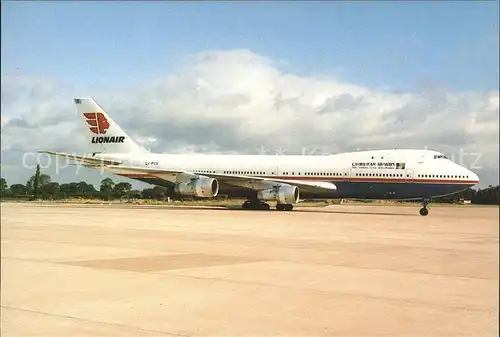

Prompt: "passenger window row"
[223,171,266,175]
[355,173,404,177]
[196,170,216,174]
[186,170,470,180]
[418,174,469,179]
[221,172,351,176]
[199,171,351,176]
[193,170,263,175]
[303,172,346,176]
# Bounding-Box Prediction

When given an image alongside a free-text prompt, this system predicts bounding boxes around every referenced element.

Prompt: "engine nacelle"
[257,185,299,204]
[174,177,219,198]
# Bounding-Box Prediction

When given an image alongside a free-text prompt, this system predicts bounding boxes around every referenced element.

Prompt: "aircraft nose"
[469,170,480,184]
[462,167,480,184]
[455,162,479,185]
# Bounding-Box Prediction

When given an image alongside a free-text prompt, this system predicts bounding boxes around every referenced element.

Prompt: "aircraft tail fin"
[74,97,145,154]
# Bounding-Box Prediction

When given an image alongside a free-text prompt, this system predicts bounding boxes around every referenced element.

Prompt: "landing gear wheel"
[419,207,429,216]
[419,198,430,216]
[276,204,294,211]
[242,200,270,210]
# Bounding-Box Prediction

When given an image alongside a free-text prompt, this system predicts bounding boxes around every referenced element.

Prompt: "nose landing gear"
[419,199,430,216]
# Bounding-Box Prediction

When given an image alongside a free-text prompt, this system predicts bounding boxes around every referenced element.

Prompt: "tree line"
[0,165,171,201]
[432,185,499,205]
[0,165,499,204]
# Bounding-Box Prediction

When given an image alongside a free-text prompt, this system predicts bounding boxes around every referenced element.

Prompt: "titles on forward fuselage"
[352,161,406,169]
[91,136,125,144]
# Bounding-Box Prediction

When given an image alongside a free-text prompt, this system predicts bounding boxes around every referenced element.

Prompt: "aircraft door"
[405,168,414,182]
[348,167,353,181]
[273,162,281,177]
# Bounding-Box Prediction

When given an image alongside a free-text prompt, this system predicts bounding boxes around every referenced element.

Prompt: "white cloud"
[1,49,498,186]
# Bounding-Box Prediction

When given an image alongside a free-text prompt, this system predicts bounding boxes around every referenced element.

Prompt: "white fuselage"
[98,148,479,200]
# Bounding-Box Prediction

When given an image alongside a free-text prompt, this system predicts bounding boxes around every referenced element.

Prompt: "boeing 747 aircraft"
[40,98,480,215]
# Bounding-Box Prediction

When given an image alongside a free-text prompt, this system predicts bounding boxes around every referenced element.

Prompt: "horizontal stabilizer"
[38,151,123,166]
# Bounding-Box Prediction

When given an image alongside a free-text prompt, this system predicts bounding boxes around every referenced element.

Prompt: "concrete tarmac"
[1,202,498,336]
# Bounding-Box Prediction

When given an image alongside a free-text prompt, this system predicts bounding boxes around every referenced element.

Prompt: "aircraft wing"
[106,166,337,194]
[210,173,337,194]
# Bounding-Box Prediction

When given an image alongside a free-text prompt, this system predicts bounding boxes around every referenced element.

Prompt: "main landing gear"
[242,199,270,210]
[419,199,430,216]
[276,203,293,211]
[241,199,294,211]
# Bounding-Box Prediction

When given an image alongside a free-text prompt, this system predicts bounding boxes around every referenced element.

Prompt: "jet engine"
[174,177,219,198]
[257,185,299,204]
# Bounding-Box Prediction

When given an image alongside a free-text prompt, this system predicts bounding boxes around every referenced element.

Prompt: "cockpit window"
[433,154,448,159]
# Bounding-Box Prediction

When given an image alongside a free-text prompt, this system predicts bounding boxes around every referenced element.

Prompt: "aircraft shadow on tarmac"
[128,205,417,216]
[30,203,418,217]
[219,205,417,217]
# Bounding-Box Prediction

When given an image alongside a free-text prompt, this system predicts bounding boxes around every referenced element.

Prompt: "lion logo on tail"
[84,112,110,134]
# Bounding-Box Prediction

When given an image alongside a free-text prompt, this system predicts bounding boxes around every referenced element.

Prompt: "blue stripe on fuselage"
[301,180,474,199]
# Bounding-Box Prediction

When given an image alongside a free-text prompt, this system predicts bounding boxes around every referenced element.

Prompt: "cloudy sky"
[1,1,499,188]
